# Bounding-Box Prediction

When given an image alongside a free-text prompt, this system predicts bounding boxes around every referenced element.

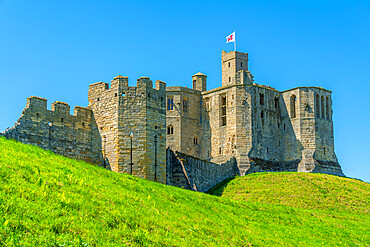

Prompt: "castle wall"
[281,87,343,176]
[166,87,202,159]
[202,86,237,164]
[166,149,238,192]
[1,96,102,164]
[312,88,342,174]
[88,76,167,183]
[248,84,283,165]
[137,78,167,183]
[88,79,121,172]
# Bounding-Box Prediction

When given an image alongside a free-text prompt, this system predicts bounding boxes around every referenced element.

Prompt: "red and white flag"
[226,31,235,43]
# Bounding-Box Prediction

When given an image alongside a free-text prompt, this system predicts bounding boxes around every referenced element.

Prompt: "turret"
[221,50,248,86]
[192,72,207,91]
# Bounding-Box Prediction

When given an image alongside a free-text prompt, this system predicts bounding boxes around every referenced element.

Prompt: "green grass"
[0,137,369,246]
[208,172,369,213]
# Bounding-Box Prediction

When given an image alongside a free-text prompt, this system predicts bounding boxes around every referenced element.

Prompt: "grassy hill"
[0,137,369,246]
[207,172,369,213]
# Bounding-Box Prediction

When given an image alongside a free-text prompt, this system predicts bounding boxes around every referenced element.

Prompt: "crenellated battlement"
[89,76,166,96]
[2,96,99,165]
[74,106,92,119]
[111,75,129,90]
[24,96,92,120]
[51,101,70,114]
[26,96,48,110]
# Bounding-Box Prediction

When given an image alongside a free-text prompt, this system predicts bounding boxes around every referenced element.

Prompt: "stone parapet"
[166,149,238,192]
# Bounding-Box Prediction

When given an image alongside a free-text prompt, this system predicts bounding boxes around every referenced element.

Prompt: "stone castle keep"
[1,50,344,191]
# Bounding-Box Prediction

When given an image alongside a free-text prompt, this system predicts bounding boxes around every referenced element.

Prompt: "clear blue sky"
[0,0,369,182]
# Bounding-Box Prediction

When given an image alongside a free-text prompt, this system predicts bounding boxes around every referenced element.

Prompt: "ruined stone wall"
[166,149,238,192]
[1,96,101,164]
[88,76,167,183]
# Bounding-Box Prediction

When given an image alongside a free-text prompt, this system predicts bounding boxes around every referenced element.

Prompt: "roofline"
[166,86,201,95]
[201,83,279,95]
[281,86,332,93]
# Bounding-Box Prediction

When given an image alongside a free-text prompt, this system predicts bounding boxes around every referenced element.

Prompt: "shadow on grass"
[206,176,236,196]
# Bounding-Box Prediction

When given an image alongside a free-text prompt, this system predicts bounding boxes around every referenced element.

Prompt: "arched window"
[326,96,330,120]
[290,95,297,118]
[321,95,325,119]
[316,94,320,118]
[193,136,198,145]
[167,125,174,135]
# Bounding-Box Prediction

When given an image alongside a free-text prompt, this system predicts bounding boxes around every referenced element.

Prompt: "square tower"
[88,76,167,184]
[222,51,248,86]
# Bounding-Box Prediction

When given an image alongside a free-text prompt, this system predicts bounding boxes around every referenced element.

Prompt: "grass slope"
[0,137,369,246]
[208,172,369,213]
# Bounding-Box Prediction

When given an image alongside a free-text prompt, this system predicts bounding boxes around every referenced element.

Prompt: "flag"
[226,31,235,43]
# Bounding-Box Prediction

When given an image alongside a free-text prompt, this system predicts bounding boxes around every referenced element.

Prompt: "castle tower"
[192,72,207,91]
[222,50,248,86]
[88,76,167,184]
[280,87,342,176]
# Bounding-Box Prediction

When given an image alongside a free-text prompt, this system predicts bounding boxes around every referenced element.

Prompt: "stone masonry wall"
[1,96,102,164]
[222,51,248,86]
[166,50,343,177]
[281,87,343,176]
[166,86,202,159]
[166,148,238,192]
[88,76,167,183]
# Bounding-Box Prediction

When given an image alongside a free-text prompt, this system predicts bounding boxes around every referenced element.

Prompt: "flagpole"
[234,30,236,51]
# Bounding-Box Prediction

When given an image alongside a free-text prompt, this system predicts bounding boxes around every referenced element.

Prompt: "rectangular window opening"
[220,95,227,126]
[183,97,188,112]
[167,97,174,110]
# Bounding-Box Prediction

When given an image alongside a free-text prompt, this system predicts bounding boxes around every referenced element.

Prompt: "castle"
[1,50,344,191]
